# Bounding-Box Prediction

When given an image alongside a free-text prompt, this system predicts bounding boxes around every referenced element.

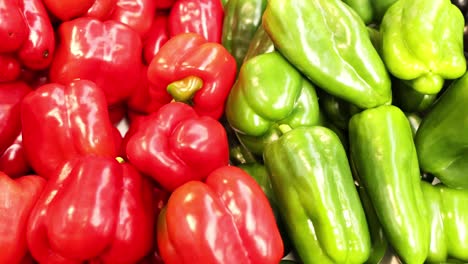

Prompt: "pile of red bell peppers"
[2,0,468,264]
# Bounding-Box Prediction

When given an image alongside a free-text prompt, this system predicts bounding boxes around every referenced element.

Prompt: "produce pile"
[1,0,468,263]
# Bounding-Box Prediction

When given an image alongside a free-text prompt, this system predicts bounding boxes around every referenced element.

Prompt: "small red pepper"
[21,80,117,178]
[17,0,56,70]
[143,13,170,65]
[169,0,224,43]
[157,165,284,264]
[0,54,21,82]
[50,17,142,105]
[126,102,229,191]
[0,172,46,264]
[110,0,157,37]
[148,33,236,119]
[27,156,155,264]
[0,0,28,53]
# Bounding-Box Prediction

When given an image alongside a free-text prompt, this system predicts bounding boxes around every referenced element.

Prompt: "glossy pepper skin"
[349,105,429,264]
[221,0,267,68]
[421,182,468,262]
[18,0,56,70]
[263,0,392,109]
[318,90,361,131]
[126,102,229,191]
[43,0,95,20]
[415,72,468,189]
[0,173,46,264]
[381,0,466,95]
[225,51,320,155]
[21,80,117,179]
[148,33,236,119]
[169,0,224,43]
[242,25,275,62]
[0,54,21,82]
[49,17,142,105]
[27,156,155,264]
[157,166,284,264]
[110,0,157,37]
[143,13,170,65]
[264,126,371,264]
[85,0,117,20]
[0,0,28,53]
[0,133,31,178]
[392,77,437,113]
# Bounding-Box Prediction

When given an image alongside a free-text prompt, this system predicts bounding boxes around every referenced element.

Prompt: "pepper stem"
[115,157,125,164]
[167,76,204,102]
[278,124,292,135]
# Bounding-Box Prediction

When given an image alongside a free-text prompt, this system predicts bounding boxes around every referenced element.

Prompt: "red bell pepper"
[147,33,236,119]
[49,17,142,105]
[0,54,21,82]
[156,0,176,10]
[17,0,55,70]
[0,81,31,155]
[0,133,32,178]
[0,172,46,264]
[127,65,172,114]
[86,0,117,20]
[27,155,155,264]
[169,0,224,43]
[157,165,284,264]
[143,13,170,65]
[0,0,28,53]
[21,80,117,179]
[126,102,229,191]
[42,0,96,21]
[110,0,157,37]
[20,68,49,89]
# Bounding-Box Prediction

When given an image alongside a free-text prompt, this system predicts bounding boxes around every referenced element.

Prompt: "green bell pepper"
[380,0,466,95]
[263,0,392,109]
[343,0,397,24]
[243,25,275,62]
[225,51,320,156]
[264,126,371,264]
[349,105,429,264]
[415,72,468,189]
[421,182,468,262]
[221,0,267,68]
[317,90,361,131]
[392,78,438,113]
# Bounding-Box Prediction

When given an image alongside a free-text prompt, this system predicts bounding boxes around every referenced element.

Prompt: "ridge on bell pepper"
[169,0,224,43]
[415,72,468,189]
[349,105,429,264]
[27,155,155,264]
[263,0,392,109]
[148,33,236,119]
[157,165,283,264]
[110,0,156,37]
[143,13,170,65]
[126,102,229,191]
[380,0,466,95]
[264,126,371,264]
[225,51,320,156]
[21,80,118,179]
[421,182,468,262]
[0,172,46,264]
[49,17,142,105]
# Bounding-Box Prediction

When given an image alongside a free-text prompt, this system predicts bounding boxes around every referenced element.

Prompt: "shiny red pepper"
[148,33,236,119]
[143,13,170,65]
[0,172,46,264]
[0,0,28,53]
[86,0,117,20]
[169,0,224,43]
[110,0,157,37]
[18,0,55,70]
[157,165,284,264]
[49,17,142,105]
[126,102,229,191]
[21,80,117,179]
[27,155,155,264]
[43,0,97,21]
[0,133,32,178]
[0,54,21,82]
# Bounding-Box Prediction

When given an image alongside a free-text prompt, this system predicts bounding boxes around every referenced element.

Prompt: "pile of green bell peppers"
[221,0,468,263]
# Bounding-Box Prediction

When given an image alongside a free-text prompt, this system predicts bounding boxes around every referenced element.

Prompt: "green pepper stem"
[278,124,292,135]
[167,76,204,102]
